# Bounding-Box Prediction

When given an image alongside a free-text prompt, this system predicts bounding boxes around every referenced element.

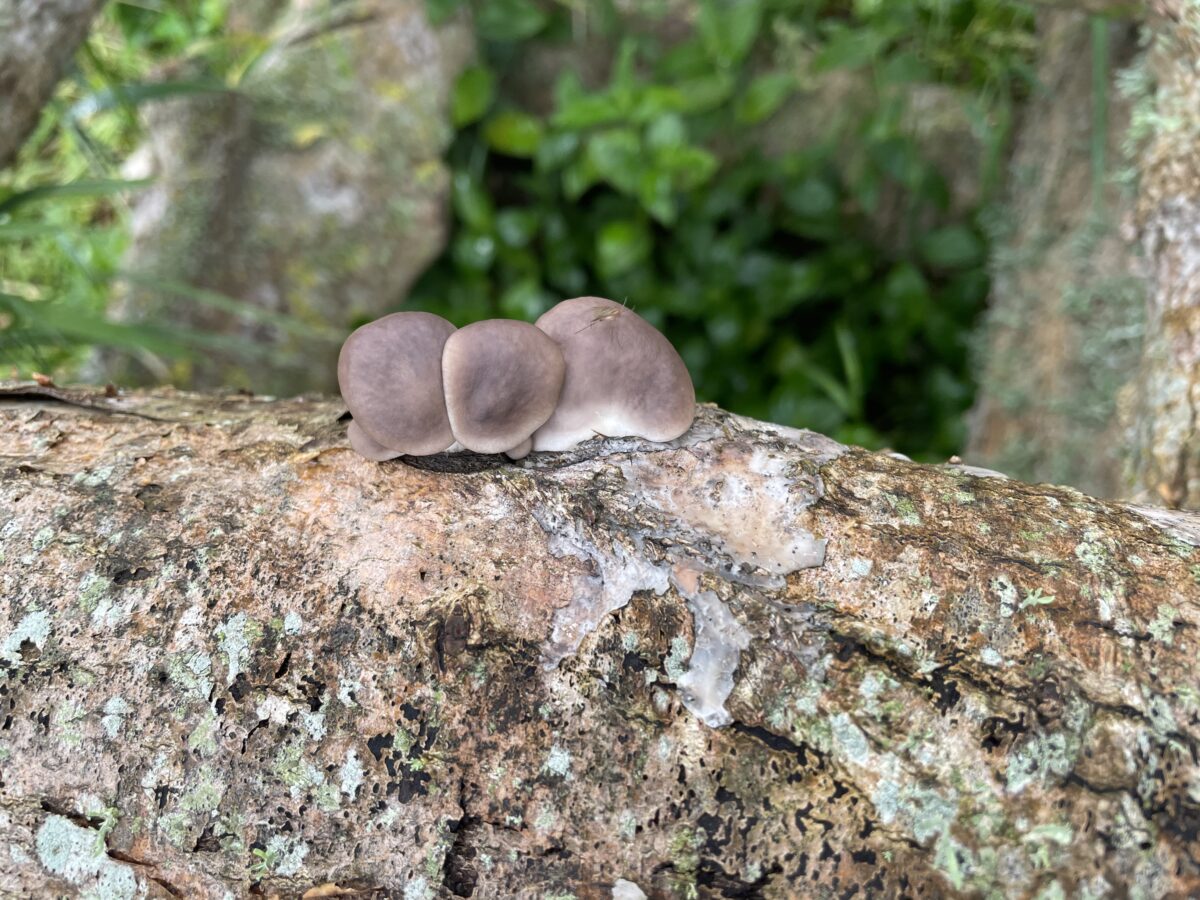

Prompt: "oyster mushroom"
[337,311,457,458]
[531,297,695,451]
[441,319,566,458]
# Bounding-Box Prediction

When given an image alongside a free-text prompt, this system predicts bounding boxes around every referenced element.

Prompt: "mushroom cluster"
[337,297,696,461]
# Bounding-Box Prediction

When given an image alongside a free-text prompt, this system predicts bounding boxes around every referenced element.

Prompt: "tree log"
[1,384,1199,898]
[0,0,108,170]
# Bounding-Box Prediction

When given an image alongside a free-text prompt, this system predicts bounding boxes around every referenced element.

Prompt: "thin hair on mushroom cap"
[337,311,457,458]
[441,319,566,456]
[531,296,695,451]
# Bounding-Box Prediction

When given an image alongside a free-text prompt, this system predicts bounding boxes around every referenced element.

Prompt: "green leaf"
[499,277,547,319]
[0,222,63,242]
[784,177,837,219]
[638,171,677,225]
[698,0,762,68]
[475,0,547,41]
[495,208,540,248]
[735,72,795,124]
[424,0,467,24]
[596,219,651,278]
[673,74,736,113]
[452,232,497,271]
[552,92,624,130]
[483,110,544,158]
[535,132,580,172]
[562,157,601,200]
[919,225,984,270]
[451,172,495,231]
[586,129,643,195]
[834,322,864,418]
[656,145,719,191]
[631,86,688,123]
[115,274,339,341]
[0,179,151,216]
[814,27,891,72]
[451,65,496,127]
[645,113,686,150]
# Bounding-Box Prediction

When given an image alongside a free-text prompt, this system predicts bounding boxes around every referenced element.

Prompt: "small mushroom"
[441,319,566,456]
[337,311,457,457]
[531,297,695,451]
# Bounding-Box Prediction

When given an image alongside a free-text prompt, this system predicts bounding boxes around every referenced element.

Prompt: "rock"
[96,0,473,394]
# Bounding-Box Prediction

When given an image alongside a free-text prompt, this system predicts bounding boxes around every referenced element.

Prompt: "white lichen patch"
[664,636,690,681]
[1,608,51,665]
[101,696,130,739]
[1148,604,1178,644]
[77,574,110,614]
[542,744,572,779]
[256,694,294,725]
[274,741,325,800]
[337,677,360,707]
[612,879,649,900]
[215,613,261,684]
[283,611,304,635]
[340,749,364,798]
[848,557,874,579]
[263,834,309,877]
[676,591,752,728]
[300,710,326,741]
[35,814,137,899]
[980,647,1004,667]
[168,651,215,700]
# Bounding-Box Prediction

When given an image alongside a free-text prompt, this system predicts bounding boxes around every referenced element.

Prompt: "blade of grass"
[0,179,151,216]
[0,291,197,357]
[70,79,230,120]
[115,272,343,342]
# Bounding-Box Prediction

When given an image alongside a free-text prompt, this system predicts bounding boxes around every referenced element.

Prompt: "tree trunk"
[2,384,1199,897]
[967,9,1143,499]
[0,0,108,170]
[1121,6,1200,507]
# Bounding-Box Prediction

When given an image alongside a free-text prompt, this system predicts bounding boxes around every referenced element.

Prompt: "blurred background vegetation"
[1,0,1041,460]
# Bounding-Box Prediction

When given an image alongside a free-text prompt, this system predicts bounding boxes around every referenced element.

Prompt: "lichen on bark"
[1,384,1199,897]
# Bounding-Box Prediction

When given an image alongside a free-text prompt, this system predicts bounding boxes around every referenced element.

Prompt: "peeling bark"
[0,0,108,169]
[2,384,1200,897]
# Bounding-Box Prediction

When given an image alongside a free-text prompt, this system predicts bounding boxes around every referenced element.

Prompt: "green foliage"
[0,0,1036,460]
[411,0,1035,457]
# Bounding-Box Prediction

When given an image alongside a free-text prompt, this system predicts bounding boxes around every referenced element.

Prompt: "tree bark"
[967,10,1143,499]
[2,384,1199,897]
[1121,8,1200,507]
[0,0,108,170]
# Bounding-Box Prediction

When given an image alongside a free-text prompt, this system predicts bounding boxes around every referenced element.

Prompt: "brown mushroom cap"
[531,297,695,451]
[441,319,566,455]
[337,311,456,457]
